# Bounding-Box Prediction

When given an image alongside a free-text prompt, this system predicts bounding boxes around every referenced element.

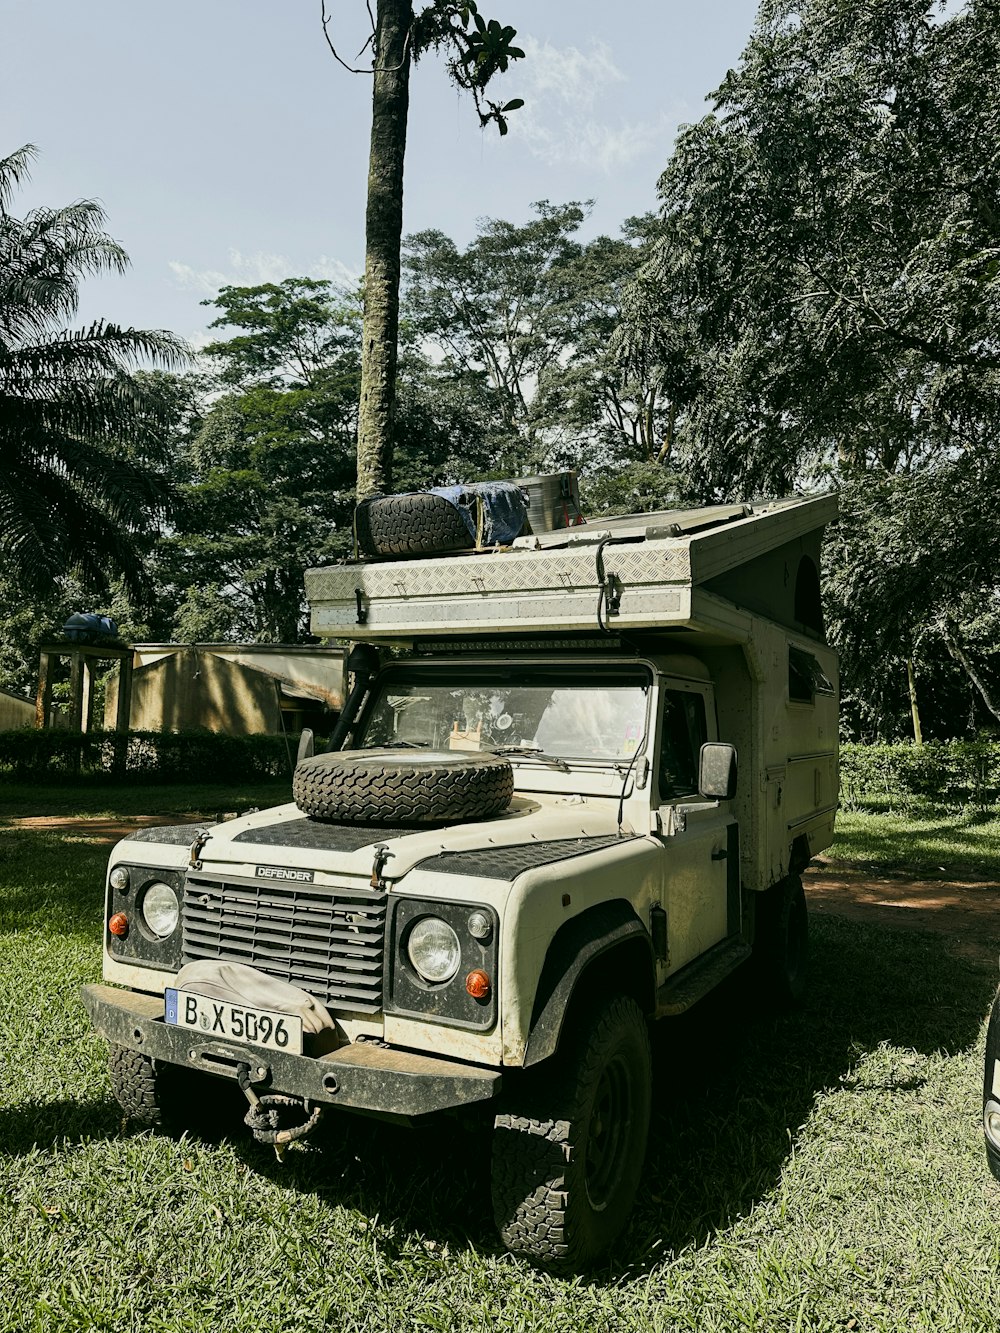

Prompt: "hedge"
[2,728,996,809]
[839,739,1000,811]
[0,728,298,784]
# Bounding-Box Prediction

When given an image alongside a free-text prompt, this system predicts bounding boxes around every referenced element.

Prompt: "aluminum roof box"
[305,493,837,643]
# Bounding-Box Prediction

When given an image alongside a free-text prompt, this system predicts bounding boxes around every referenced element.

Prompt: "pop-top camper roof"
[305,493,837,645]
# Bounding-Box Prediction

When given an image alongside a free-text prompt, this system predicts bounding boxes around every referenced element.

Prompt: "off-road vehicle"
[84,493,838,1269]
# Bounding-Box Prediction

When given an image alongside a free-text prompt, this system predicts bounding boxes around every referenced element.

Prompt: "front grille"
[182,873,387,1014]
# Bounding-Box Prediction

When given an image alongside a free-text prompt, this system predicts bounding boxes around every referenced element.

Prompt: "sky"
[3,0,760,348]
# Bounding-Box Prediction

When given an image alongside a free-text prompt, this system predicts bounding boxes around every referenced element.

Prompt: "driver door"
[653,683,738,977]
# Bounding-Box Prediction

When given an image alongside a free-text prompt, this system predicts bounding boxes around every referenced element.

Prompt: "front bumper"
[82,984,501,1117]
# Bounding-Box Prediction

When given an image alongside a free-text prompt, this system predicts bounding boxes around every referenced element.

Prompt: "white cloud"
[509,36,675,173]
[168,248,359,296]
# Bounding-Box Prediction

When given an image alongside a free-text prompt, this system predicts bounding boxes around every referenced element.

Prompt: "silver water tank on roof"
[519,471,583,533]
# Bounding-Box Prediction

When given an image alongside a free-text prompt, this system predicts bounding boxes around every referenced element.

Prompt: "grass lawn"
[831,804,1000,878]
[0,777,294,820]
[1,791,999,1330]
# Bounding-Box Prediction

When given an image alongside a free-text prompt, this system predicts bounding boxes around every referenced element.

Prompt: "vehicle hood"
[188,793,628,884]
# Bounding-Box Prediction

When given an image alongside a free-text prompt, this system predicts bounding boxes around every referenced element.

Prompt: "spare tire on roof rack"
[354,482,528,559]
[292,748,515,824]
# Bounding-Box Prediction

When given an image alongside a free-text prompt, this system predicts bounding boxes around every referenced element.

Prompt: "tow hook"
[235,1062,323,1162]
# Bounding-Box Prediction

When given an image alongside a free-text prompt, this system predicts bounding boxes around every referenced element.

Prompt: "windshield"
[359,666,650,763]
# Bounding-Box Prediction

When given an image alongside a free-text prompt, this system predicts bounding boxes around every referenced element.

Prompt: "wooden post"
[81,656,95,734]
[113,650,133,777]
[67,650,84,773]
[35,651,53,729]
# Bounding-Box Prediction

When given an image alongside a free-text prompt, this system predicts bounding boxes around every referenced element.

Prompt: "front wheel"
[108,1044,244,1137]
[491,995,652,1271]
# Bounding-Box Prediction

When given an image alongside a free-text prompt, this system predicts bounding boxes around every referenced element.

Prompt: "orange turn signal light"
[465,969,490,999]
[108,911,129,938]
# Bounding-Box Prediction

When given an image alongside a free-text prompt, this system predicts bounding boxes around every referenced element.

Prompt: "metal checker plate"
[414,835,637,881]
[306,541,691,603]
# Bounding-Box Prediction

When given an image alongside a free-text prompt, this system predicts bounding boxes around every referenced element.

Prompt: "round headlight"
[109,866,130,892]
[407,917,461,984]
[141,881,179,938]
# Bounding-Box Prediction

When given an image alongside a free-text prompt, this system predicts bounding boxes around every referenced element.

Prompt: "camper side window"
[788,646,835,704]
[659,689,708,800]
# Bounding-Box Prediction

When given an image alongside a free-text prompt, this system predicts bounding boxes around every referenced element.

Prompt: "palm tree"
[0,144,187,596]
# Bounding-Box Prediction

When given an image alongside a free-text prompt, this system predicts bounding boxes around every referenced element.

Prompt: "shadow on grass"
[630,911,996,1269]
[1,914,995,1279]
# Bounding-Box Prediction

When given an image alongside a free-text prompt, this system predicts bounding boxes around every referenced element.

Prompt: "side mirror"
[699,742,737,800]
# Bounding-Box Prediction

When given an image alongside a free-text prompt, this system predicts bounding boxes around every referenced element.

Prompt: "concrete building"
[103,644,344,736]
[0,686,34,730]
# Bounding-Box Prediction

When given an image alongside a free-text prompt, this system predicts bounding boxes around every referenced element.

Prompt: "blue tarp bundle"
[430,482,527,547]
[63,612,118,641]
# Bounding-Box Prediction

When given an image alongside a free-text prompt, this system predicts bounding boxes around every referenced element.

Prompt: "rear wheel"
[753,874,808,1007]
[491,995,651,1271]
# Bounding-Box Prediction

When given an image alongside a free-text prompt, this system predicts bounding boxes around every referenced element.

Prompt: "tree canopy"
[624,0,1000,496]
[0,144,186,597]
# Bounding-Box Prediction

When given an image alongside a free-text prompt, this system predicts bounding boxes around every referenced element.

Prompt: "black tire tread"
[491,995,651,1270]
[355,493,473,559]
[108,1043,244,1136]
[293,750,514,824]
[109,1043,167,1126]
[753,873,808,1008]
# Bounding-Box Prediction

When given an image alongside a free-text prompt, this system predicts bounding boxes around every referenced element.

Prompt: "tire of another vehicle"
[982,991,1000,1181]
[355,493,473,559]
[753,874,808,1007]
[491,994,652,1271]
[292,748,514,824]
[108,1043,244,1136]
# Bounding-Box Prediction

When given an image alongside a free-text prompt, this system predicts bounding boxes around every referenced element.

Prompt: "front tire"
[491,995,651,1270]
[108,1044,243,1137]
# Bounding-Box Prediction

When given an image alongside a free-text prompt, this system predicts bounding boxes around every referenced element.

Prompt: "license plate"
[164,988,304,1055]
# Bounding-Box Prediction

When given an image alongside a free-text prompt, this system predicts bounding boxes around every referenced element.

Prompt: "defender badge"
[255,865,315,883]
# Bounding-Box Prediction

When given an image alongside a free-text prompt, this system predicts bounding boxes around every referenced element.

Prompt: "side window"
[788,646,835,704]
[658,689,708,801]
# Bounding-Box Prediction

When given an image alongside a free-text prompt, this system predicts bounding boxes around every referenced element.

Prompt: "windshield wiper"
[490,745,571,773]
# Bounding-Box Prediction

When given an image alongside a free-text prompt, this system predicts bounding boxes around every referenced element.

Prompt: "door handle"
[711,848,728,861]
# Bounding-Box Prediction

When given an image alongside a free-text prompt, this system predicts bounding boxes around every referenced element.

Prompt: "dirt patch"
[805,861,1000,969]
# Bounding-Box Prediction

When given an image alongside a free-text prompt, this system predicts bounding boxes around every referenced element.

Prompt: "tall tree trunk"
[356,0,411,501]
[906,656,923,745]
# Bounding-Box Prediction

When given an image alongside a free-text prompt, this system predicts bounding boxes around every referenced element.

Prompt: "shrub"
[0,728,297,784]
[840,739,1000,812]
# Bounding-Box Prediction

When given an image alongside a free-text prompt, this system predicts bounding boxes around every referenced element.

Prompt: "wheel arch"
[522,900,655,1069]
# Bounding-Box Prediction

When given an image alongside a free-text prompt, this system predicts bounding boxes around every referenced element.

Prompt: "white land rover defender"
[83,493,839,1270]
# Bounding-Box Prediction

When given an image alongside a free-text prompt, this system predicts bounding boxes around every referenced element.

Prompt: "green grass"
[830,805,1000,878]
[2,796,1000,1330]
[0,778,294,821]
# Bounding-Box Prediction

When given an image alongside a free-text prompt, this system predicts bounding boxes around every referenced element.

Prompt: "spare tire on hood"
[293,748,515,824]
